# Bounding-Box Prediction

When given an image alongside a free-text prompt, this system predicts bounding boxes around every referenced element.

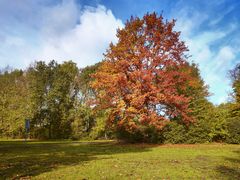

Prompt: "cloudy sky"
[0,0,239,104]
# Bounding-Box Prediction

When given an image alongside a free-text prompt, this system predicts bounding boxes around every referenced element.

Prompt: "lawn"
[0,140,239,180]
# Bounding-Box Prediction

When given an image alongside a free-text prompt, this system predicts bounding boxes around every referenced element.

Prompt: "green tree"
[209,103,229,142]
[28,60,79,139]
[162,63,214,143]
[184,63,213,143]
[226,64,240,143]
[71,62,109,140]
[0,69,30,138]
[77,63,101,104]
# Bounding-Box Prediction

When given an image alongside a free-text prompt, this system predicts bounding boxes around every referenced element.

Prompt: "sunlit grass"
[0,141,239,179]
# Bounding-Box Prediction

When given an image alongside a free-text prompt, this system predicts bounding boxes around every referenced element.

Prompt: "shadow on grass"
[216,150,240,179]
[0,140,150,179]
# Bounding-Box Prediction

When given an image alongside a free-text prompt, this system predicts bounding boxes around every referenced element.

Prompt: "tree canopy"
[92,13,197,140]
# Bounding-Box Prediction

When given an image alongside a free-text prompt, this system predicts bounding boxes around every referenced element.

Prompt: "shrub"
[185,122,211,143]
[89,115,108,139]
[226,117,240,144]
[161,119,212,144]
[161,122,187,144]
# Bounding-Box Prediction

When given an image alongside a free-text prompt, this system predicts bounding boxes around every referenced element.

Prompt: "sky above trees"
[0,0,239,104]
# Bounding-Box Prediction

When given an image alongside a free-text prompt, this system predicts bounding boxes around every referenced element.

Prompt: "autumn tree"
[92,13,195,141]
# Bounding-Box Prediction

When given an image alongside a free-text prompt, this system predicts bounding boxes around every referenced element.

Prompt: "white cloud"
[41,0,80,37]
[212,46,235,71]
[38,4,123,67]
[204,46,236,103]
[173,9,238,104]
[0,1,123,68]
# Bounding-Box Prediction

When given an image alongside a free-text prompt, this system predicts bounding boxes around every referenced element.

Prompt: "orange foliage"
[91,13,194,134]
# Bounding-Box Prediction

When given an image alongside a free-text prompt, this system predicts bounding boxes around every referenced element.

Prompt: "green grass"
[0,140,239,179]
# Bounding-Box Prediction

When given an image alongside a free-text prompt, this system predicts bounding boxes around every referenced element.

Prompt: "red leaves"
[92,13,194,134]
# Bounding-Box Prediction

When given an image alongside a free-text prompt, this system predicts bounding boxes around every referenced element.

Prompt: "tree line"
[0,13,239,143]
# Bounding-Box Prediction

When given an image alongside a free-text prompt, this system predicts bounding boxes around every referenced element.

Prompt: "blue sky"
[0,0,240,104]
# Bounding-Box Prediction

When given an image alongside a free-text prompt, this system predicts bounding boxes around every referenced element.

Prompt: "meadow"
[0,140,239,179]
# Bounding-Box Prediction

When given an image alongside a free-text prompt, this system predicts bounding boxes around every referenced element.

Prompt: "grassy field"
[0,140,239,179]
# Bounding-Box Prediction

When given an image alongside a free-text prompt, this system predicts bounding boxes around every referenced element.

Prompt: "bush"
[226,117,240,144]
[89,115,107,139]
[185,123,211,143]
[115,127,144,143]
[162,122,187,144]
[31,127,49,140]
[161,119,212,144]
[209,119,228,142]
[70,106,95,140]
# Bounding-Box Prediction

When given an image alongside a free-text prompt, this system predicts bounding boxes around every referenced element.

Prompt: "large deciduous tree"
[28,60,79,139]
[92,13,195,140]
